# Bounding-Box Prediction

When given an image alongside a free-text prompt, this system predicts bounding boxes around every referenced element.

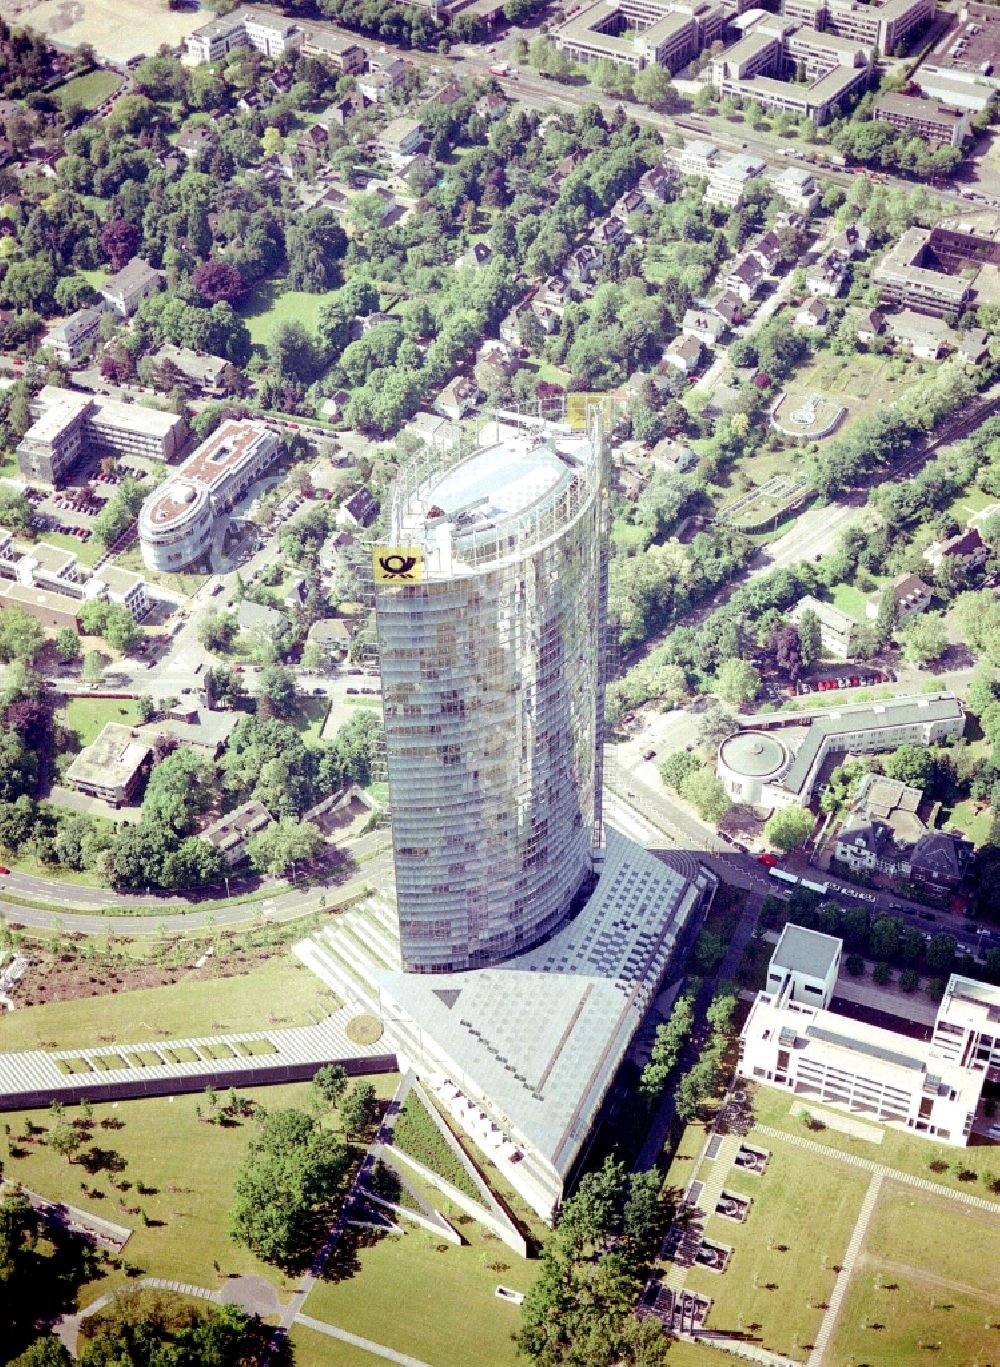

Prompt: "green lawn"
[288,1324,393,1367]
[828,582,869,624]
[63,696,141,750]
[289,696,332,745]
[241,280,339,349]
[752,1086,1000,1200]
[676,1130,868,1360]
[54,69,121,112]
[39,529,104,567]
[942,799,995,848]
[945,484,995,524]
[780,351,924,446]
[0,958,340,1052]
[831,1179,1000,1366]
[303,1216,537,1367]
[2,1073,398,1307]
[115,544,205,599]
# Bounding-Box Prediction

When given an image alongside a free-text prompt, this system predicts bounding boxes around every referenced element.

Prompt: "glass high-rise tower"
[373,409,608,973]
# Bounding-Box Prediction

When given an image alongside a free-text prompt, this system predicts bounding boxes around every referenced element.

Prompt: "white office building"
[740,925,988,1145]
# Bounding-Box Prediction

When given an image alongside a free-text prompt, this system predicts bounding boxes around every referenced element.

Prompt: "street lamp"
[224,875,230,899]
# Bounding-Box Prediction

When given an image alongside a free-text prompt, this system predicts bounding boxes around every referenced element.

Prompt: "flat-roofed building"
[0,578,81,630]
[717,692,964,808]
[66,722,152,807]
[769,164,821,212]
[740,955,983,1145]
[138,420,280,572]
[300,25,365,72]
[185,7,302,62]
[706,151,768,206]
[766,922,841,1006]
[16,386,185,485]
[554,0,709,73]
[914,69,993,112]
[712,16,872,121]
[932,975,1000,1082]
[90,565,149,621]
[872,226,978,317]
[874,91,969,147]
[153,345,230,396]
[45,306,104,367]
[198,800,274,866]
[789,593,858,658]
[780,0,934,54]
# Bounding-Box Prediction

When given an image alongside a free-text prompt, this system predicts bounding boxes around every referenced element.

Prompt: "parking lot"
[22,452,155,552]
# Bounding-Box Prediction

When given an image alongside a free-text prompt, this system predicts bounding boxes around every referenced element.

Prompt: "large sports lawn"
[0,957,340,1051]
[831,1179,1000,1366]
[303,1215,537,1367]
[679,1131,868,1360]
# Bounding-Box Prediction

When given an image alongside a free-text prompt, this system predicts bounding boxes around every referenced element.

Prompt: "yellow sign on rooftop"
[373,546,424,584]
[566,392,616,431]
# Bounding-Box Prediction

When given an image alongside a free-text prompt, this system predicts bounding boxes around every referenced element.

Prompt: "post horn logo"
[373,546,423,584]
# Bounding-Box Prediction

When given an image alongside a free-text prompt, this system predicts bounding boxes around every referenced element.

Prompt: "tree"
[713,658,760,708]
[640,991,694,1100]
[632,63,673,110]
[198,609,236,653]
[229,1107,351,1266]
[48,1123,84,1164]
[257,665,297,719]
[312,1064,348,1109]
[797,606,821,668]
[680,766,731,823]
[246,818,323,877]
[268,319,321,386]
[99,218,140,272]
[192,260,248,307]
[11,1339,72,1367]
[659,750,700,793]
[54,627,80,663]
[142,749,213,836]
[0,607,45,663]
[884,744,934,790]
[764,806,814,852]
[340,1081,378,1138]
[926,932,956,975]
[900,612,948,664]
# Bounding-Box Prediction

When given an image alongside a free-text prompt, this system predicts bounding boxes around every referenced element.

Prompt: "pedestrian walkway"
[296,1313,434,1366]
[807,1171,882,1367]
[756,1125,1000,1214]
[695,1134,744,1216]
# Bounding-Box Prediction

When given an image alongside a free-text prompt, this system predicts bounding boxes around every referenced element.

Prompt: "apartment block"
[780,0,934,55]
[299,26,365,73]
[138,420,280,572]
[16,386,185,486]
[66,722,152,807]
[45,305,104,366]
[185,7,302,63]
[789,594,858,658]
[712,16,872,122]
[872,226,979,316]
[705,152,768,206]
[740,925,986,1145]
[554,0,724,74]
[874,91,970,147]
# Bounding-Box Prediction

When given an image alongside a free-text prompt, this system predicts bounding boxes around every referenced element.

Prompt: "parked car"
[758,853,779,868]
[643,749,656,762]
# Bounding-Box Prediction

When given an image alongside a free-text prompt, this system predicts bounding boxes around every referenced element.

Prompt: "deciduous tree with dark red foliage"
[2,698,49,749]
[99,218,140,272]
[192,260,248,308]
[770,623,802,682]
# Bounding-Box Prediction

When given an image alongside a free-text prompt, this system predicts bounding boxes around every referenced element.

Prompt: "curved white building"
[375,411,609,973]
[138,420,279,572]
[717,729,793,807]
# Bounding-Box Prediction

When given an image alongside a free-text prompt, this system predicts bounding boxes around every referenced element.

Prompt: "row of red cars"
[786,670,893,697]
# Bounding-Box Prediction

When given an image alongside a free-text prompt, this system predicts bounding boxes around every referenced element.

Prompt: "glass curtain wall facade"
[374,409,608,973]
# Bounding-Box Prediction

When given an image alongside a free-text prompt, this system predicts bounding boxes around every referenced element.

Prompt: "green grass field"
[678,1131,868,1360]
[831,1179,1000,1366]
[945,484,995,525]
[289,696,332,745]
[54,69,121,113]
[780,351,924,447]
[241,280,338,349]
[39,529,105,567]
[63,696,142,750]
[942,799,995,848]
[2,1073,399,1307]
[288,1324,392,1367]
[0,958,340,1052]
[753,1087,1000,1200]
[828,581,869,623]
[303,1216,536,1367]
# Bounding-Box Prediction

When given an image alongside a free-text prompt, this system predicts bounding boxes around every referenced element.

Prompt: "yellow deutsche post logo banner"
[373,546,424,584]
